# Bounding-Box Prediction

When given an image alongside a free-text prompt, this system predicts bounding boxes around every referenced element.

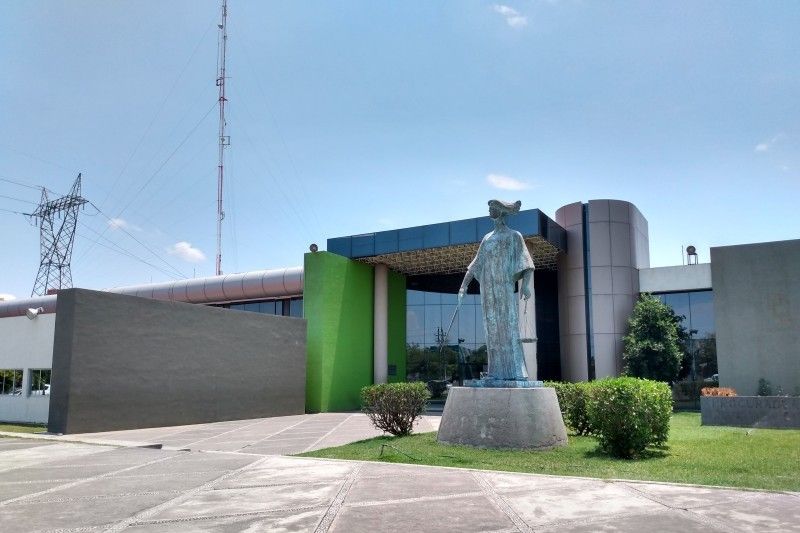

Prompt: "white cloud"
[487,173,532,191]
[0,293,16,301]
[107,217,141,232]
[493,4,528,28]
[167,241,206,263]
[755,133,785,153]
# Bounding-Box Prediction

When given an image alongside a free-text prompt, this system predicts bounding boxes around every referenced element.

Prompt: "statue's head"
[488,199,522,220]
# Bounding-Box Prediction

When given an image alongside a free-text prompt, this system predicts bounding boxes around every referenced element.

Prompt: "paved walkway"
[61,413,441,454]
[0,415,798,532]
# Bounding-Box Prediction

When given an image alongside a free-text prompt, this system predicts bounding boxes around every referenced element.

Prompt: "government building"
[1,199,797,432]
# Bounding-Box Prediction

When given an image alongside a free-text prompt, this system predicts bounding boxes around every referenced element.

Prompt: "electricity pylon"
[29,174,88,296]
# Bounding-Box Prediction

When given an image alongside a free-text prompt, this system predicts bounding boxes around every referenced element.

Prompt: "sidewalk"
[0,415,798,532]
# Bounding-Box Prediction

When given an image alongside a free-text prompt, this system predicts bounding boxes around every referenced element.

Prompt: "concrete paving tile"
[0,463,132,482]
[0,442,106,471]
[690,492,800,532]
[149,483,342,521]
[500,481,664,526]
[216,457,355,489]
[75,446,180,463]
[125,508,326,532]
[129,453,258,475]
[484,471,607,493]
[0,492,174,530]
[624,481,761,509]
[0,481,55,501]
[238,446,300,455]
[331,494,513,533]
[42,470,224,498]
[346,469,481,503]
[537,509,711,532]
[0,440,53,451]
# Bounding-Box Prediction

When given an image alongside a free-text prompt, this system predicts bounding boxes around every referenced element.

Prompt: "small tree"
[623,294,684,383]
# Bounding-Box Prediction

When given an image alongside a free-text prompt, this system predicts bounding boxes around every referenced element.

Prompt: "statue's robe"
[468,225,535,380]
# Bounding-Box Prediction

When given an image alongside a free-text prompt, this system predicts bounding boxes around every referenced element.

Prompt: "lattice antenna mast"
[29,174,88,296]
[215,0,230,276]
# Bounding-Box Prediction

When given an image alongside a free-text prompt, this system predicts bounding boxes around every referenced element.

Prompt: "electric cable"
[234,20,323,234]
[77,222,180,280]
[98,17,217,211]
[84,201,188,278]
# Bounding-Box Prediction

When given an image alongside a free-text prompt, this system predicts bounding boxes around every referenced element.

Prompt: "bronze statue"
[458,199,535,381]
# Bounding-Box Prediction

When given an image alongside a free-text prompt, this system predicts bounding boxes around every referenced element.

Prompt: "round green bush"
[360,382,431,437]
[545,381,593,436]
[586,377,672,458]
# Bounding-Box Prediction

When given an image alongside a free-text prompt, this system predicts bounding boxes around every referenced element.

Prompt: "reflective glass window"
[29,369,51,395]
[689,291,715,338]
[424,292,441,305]
[290,298,303,318]
[407,307,425,339]
[407,290,425,305]
[661,292,690,327]
[0,369,23,395]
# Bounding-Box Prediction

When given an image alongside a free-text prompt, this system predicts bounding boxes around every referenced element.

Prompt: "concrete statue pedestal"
[437,386,568,450]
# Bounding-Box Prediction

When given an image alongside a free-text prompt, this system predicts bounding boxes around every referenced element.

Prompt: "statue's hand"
[458,288,466,302]
[522,285,532,300]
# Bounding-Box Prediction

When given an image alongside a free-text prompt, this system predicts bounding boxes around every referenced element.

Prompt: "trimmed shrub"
[545,381,593,436]
[361,382,430,437]
[586,377,672,459]
[701,387,737,397]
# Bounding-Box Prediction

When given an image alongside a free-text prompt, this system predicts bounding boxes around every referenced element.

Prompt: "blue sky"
[1,1,798,299]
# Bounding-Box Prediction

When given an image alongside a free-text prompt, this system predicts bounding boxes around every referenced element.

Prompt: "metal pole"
[215,0,229,276]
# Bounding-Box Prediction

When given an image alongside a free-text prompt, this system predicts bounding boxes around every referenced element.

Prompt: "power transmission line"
[77,222,180,280]
[86,201,188,279]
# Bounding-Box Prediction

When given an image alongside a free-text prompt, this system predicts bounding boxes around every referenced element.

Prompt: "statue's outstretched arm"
[521,268,533,300]
[458,269,474,303]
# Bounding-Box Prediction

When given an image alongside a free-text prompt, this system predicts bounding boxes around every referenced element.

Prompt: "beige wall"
[711,240,800,396]
[556,200,649,381]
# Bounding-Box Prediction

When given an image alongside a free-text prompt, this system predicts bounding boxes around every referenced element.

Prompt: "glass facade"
[406,290,487,384]
[405,270,562,386]
[653,290,717,408]
[220,297,303,318]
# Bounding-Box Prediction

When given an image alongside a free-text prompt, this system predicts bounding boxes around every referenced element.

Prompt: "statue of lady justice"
[458,199,535,381]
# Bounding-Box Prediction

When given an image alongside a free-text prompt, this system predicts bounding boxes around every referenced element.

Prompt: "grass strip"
[300,413,800,491]
[0,423,47,435]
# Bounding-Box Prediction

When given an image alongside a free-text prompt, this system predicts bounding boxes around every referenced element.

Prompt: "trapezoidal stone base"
[437,386,568,450]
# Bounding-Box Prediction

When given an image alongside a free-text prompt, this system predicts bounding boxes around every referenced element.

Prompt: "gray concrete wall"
[711,239,800,396]
[639,264,712,293]
[48,288,306,434]
[701,396,800,429]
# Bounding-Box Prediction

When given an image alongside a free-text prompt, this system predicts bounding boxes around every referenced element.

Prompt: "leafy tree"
[623,294,685,382]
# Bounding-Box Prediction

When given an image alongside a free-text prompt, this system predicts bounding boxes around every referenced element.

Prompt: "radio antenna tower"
[215,0,230,275]
[29,173,88,296]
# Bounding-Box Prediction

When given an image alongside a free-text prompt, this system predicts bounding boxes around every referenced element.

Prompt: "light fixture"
[309,243,319,253]
[26,307,44,320]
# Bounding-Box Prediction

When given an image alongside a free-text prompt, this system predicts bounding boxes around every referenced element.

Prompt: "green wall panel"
[304,252,374,412]
[387,270,407,383]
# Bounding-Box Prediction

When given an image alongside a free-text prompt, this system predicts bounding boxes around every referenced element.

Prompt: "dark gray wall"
[711,239,800,396]
[49,289,306,434]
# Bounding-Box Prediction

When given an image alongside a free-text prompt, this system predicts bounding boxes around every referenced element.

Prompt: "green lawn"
[301,412,800,491]
[0,423,47,434]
